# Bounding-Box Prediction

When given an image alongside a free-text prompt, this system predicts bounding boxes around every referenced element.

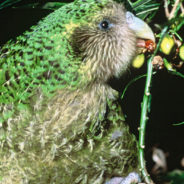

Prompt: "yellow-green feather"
[0,0,109,105]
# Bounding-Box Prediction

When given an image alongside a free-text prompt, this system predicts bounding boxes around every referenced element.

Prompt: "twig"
[169,0,180,19]
[164,0,170,18]
[163,58,184,79]
[138,26,169,184]
[164,0,182,20]
[121,74,147,100]
[173,122,184,126]
[180,2,184,16]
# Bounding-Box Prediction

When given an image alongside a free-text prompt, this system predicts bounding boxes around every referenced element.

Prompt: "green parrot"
[0,0,155,183]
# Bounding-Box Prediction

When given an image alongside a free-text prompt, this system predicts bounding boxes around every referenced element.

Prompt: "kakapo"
[0,0,155,183]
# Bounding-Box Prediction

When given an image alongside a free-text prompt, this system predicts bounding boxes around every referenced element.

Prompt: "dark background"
[0,0,184,182]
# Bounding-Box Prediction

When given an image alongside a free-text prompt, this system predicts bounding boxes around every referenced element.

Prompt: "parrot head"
[65,0,155,84]
[0,0,155,104]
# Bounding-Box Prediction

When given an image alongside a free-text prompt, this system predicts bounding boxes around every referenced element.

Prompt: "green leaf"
[128,0,160,20]
[164,170,184,184]
[0,0,22,9]
[173,122,184,126]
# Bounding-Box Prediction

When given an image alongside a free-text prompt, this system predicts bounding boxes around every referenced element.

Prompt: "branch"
[164,0,182,20]
[138,26,169,184]
[180,2,184,16]
[164,0,170,18]
[170,0,180,19]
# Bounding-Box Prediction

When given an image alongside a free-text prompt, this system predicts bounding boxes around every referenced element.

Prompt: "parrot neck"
[42,83,118,137]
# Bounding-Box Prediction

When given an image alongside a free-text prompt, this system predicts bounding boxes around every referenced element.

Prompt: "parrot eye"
[99,19,113,30]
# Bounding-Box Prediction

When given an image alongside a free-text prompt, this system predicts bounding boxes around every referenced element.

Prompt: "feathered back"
[0,0,110,105]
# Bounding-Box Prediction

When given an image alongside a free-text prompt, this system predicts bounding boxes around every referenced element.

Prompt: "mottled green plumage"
[0,0,97,104]
[0,0,142,183]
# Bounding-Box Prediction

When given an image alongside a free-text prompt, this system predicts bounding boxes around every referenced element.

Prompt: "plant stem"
[163,58,184,79]
[132,0,152,9]
[173,121,184,126]
[138,26,169,183]
[169,0,180,20]
[121,74,147,100]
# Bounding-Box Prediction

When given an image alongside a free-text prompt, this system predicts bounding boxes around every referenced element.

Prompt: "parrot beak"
[126,11,155,42]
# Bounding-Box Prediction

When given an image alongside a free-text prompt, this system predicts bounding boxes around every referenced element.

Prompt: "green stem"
[138,26,169,183]
[175,18,184,32]
[163,58,184,79]
[173,122,184,126]
[121,74,147,100]
[121,72,156,100]
[169,71,184,79]
[127,0,133,6]
[136,7,159,16]
[132,0,152,9]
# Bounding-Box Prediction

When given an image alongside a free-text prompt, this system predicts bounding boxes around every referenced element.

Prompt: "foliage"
[0,0,69,10]
[164,170,184,184]
[135,0,184,183]
[0,0,22,9]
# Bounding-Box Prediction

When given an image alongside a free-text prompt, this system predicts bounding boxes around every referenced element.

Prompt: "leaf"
[164,170,184,184]
[0,1,69,10]
[0,0,22,9]
[127,0,160,20]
